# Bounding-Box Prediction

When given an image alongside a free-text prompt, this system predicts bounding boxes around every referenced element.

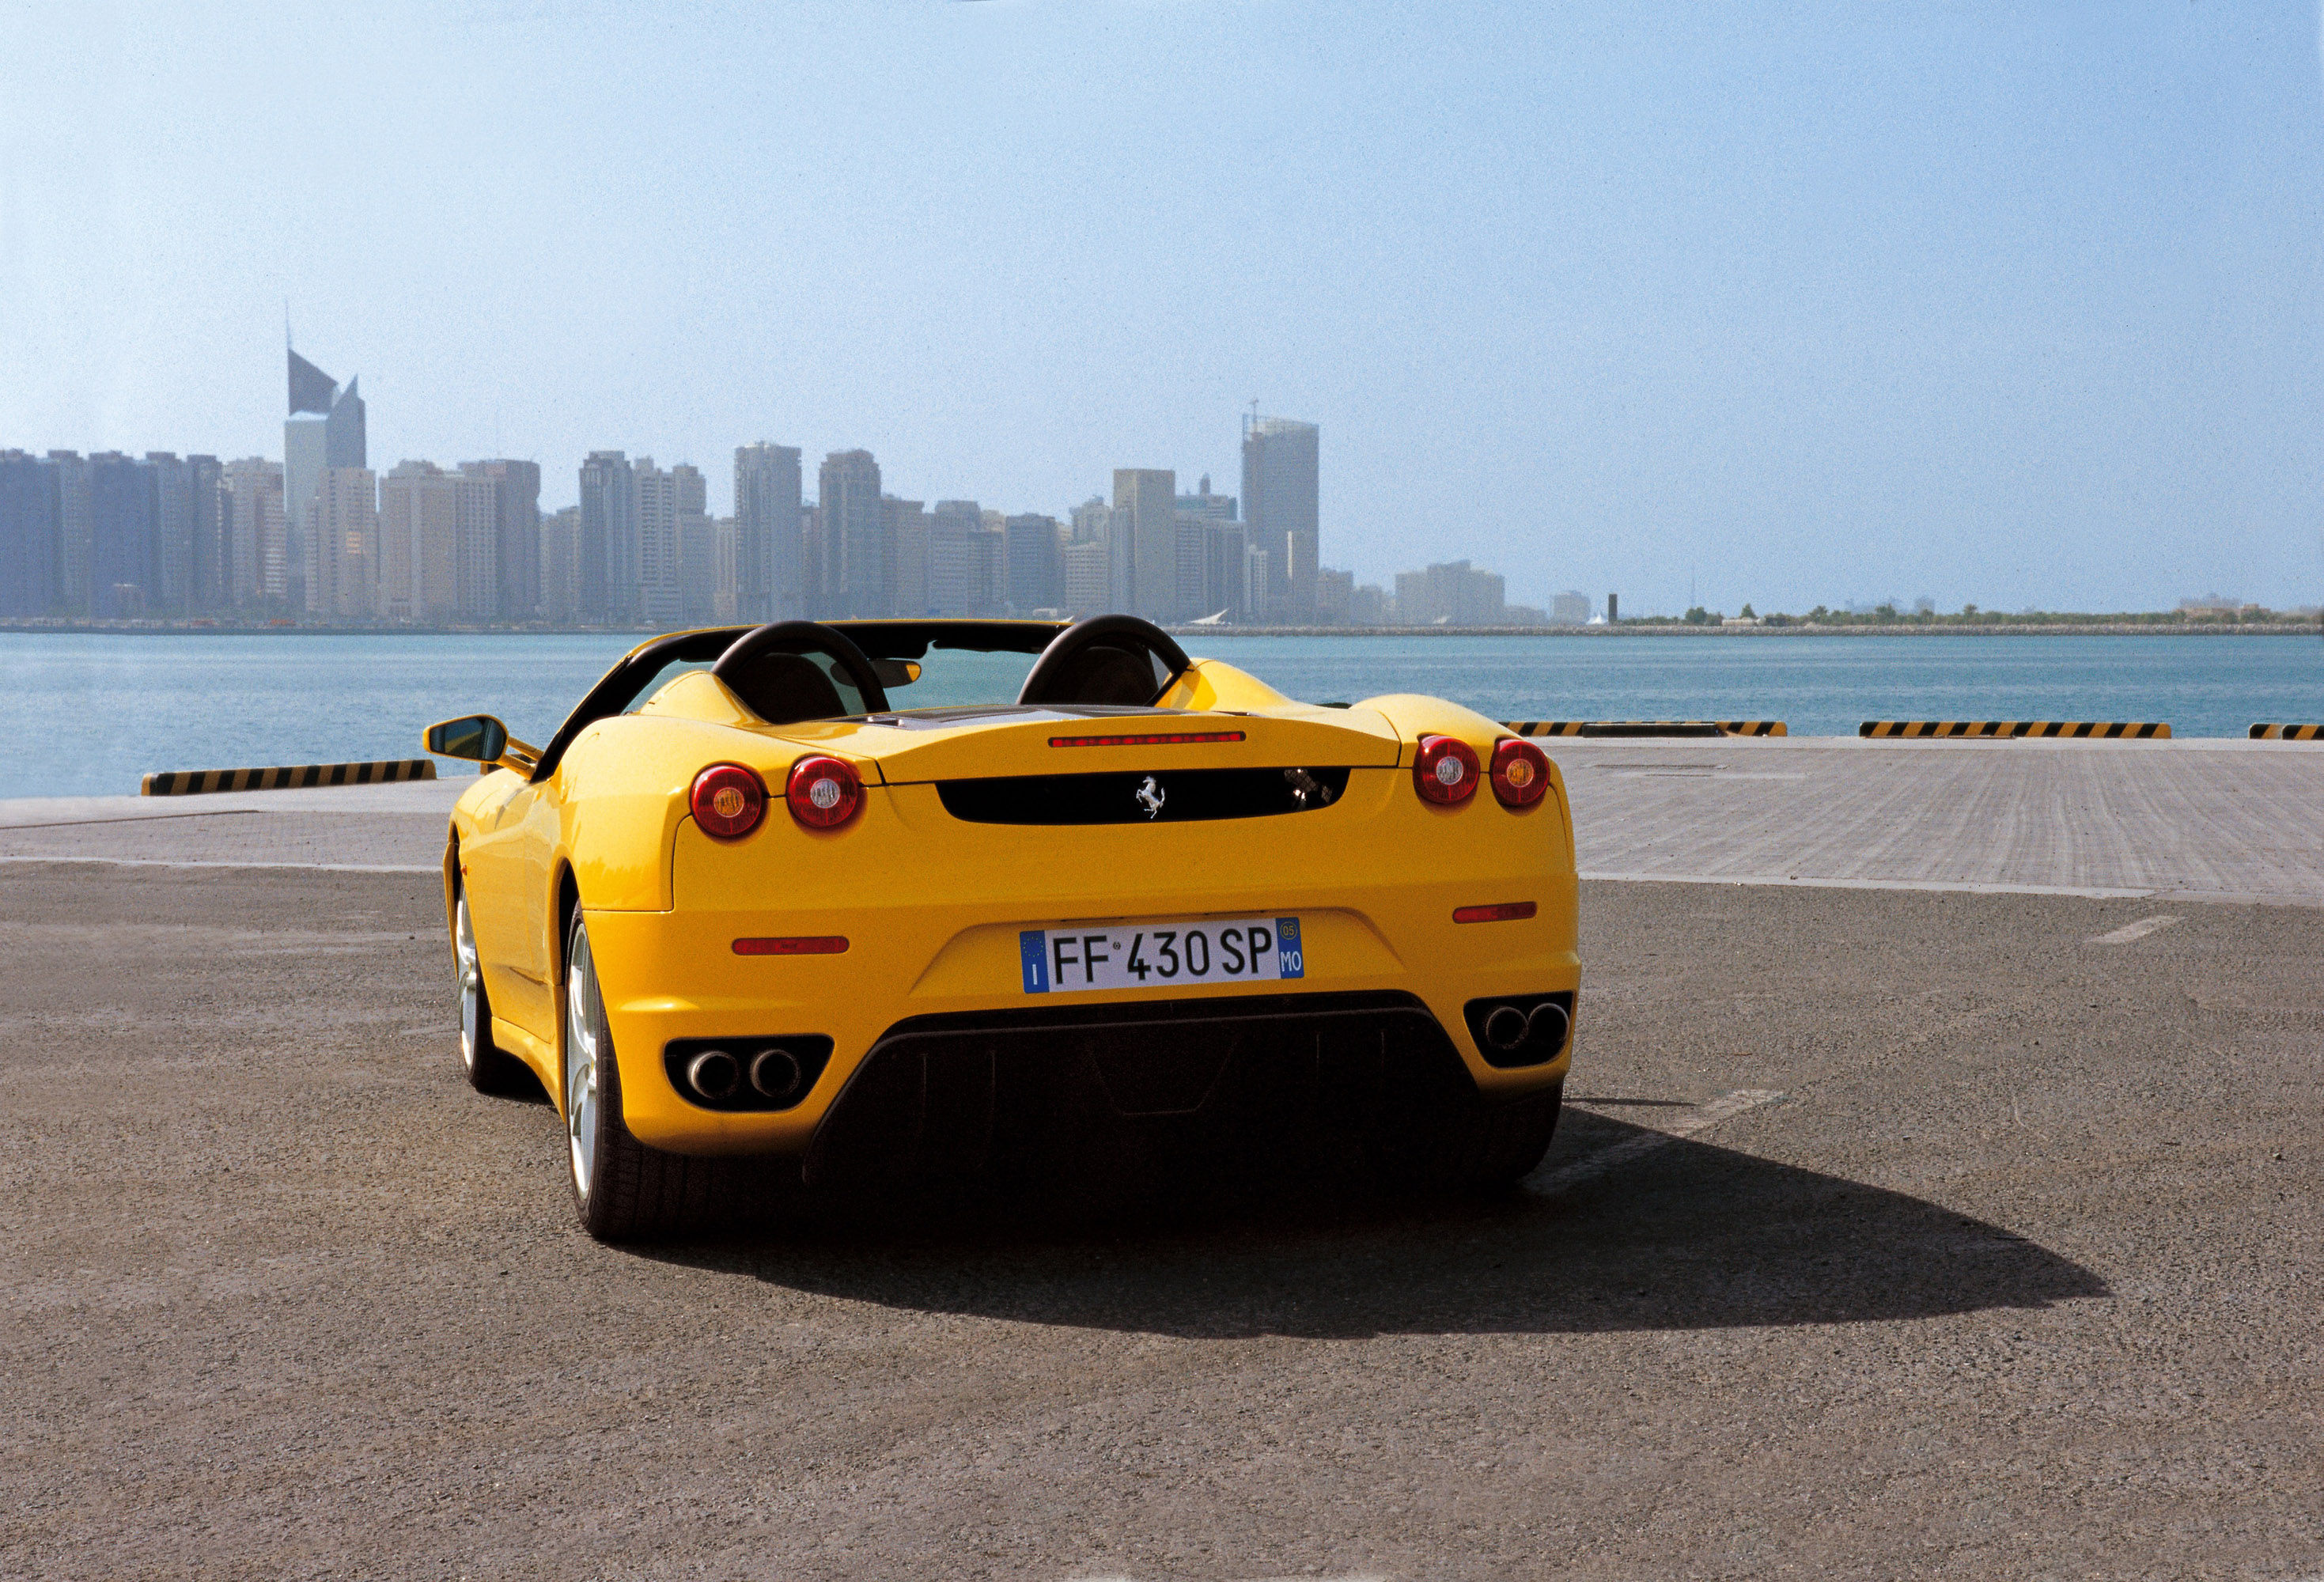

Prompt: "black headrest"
[726,653,846,725]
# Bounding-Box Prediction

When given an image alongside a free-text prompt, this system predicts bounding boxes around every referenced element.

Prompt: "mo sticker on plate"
[1019,917,1304,995]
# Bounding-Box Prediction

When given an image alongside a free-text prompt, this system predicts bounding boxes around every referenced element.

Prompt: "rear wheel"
[455,891,529,1095]
[562,914,708,1242]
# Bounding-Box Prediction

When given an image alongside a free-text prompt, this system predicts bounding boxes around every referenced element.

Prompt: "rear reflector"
[732,936,850,956]
[1050,731,1246,747]
[1452,901,1537,924]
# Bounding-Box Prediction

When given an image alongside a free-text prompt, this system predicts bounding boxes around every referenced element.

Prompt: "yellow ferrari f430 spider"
[426,615,1579,1240]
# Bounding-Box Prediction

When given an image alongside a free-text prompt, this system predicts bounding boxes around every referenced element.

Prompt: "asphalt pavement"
[3,860,2317,1579]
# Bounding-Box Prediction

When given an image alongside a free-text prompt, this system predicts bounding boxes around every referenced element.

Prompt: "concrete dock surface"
[6,735,2320,904]
[2,737,2320,1577]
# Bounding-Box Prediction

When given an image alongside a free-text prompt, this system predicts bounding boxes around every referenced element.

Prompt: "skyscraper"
[378,462,450,622]
[1241,417,1319,622]
[634,458,682,628]
[577,451,635,624]
[817,450,884,617]
[460,460,541,621]
[221,458,286,607]
[87,452,157,618]
[146,453,194,614]
[539,505,581,625]
[0,451,62,617]
[885,497,928,615]
[187,456,225,613]
[733,443,804,622]
[308,466,379,617]
[378,461,491,623]
[285,350,366,611]
[48,452,91,615]
[1112,468,1177,621]
[927,500,1002,616]
[1004,513,1062,613]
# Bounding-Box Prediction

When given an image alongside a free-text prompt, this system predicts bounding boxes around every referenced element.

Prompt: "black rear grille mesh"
[802,990,1474,1187]
[936,766,1351,825]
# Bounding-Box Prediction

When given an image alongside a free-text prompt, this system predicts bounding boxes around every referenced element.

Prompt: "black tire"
[1376,1080,1564,1191]
[562,914,710,1242]
[455,886,531,1096]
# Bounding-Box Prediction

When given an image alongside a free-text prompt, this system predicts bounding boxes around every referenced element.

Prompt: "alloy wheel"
[456,894,483,1073]
[565,933,600,1202]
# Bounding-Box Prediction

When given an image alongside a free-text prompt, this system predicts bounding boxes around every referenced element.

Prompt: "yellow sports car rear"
[430,615,1579,1240]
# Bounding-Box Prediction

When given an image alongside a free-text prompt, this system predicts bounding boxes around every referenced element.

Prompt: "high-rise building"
[885,498,928,615]
[1170,479,1241,622]
[679,507,719,624]
[539,505,581,626]
[1177,475,1236,521]
[577,451,635,624]
[733,444,804,623]
[452,470,498,621]
[221,458,286,607]
[144,453,195,614]
[710,515,740,623]
[1550,591,1592,626]
[460,460,541,621]
[1067,495,1122,615]
[87,452,157,618]
[1314,566,1353,624]
[634,458,682,628]
[285,350,365,611]
[927,500,999,616]
[379,461,490,622]
[817,450,884,617]
[1241,417,1319,622]
[47,452,92,615]
[1004,513,1062,613]
[186,456,225,613]
[1062,537,1110,617]
[0,451,62,616]
[635,460,709,626]
[1112,468,1176,621]
[308,467,379,617]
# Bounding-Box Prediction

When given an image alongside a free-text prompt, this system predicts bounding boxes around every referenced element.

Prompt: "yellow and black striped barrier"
[1506,720,1786,738]
[2250,724,2323,740]
[141,759,438,797]
[1859,721,2171,740]
[1506,721,1720,739]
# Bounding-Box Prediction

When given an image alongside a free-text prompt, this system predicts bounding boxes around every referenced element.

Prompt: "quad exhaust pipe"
[1483,1005,1531,1051]
[683,1045,806,1103]
[685,1049,741,1101]
[1467,993,1575,1067]
[749,1046,802,1101]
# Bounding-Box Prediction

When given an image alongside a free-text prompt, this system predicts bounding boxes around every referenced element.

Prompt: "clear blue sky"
[4,1,2321,615]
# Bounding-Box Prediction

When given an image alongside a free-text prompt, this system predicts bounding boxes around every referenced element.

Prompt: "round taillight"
[785,755,863,829]
[689,763,766,839]
[1414,735,1481,805]
[1490,737,1550,808]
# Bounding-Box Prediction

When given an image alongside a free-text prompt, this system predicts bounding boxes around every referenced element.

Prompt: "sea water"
[1,631,2317,800]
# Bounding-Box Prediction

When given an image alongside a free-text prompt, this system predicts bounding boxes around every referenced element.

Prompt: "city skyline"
[7,6,2318,615]
[3,339,1600,626]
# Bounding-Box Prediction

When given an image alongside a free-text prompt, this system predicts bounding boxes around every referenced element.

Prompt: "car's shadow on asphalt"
[645,1107,2109,1337]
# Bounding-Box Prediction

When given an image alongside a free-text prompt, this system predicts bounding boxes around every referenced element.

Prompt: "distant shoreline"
[0,619,2313,638]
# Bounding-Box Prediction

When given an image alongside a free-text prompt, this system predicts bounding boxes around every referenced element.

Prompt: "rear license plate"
[1019,917,1304,995]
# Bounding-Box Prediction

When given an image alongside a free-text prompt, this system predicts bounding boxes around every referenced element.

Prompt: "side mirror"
[426,714,508,763]
[426,715,543,775]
